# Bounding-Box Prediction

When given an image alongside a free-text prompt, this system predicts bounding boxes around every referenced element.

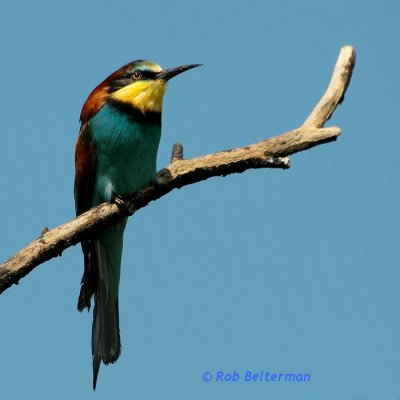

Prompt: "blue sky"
[1,0,399,399]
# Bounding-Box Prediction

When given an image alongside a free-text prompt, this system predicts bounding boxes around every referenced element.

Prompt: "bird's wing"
[75,122,97,311]
[74,122,96,216]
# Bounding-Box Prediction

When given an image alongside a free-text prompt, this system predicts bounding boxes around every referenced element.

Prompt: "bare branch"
[0,46,356,294]
[302,45,356,129]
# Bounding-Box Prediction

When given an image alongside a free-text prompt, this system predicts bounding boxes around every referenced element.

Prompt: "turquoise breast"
[89,103,161,206]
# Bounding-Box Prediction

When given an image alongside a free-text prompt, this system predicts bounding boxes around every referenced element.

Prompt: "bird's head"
[80,60,201,123]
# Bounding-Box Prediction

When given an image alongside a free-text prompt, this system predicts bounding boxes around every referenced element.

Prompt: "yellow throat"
[111,79,167,113]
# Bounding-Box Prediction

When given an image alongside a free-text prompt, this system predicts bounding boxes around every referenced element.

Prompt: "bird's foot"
[111,191,130,212]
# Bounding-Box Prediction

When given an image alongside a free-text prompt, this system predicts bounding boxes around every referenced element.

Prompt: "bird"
[74,60,200,389]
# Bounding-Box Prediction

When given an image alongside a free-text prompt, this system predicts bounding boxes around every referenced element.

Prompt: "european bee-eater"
[74,60,200,389]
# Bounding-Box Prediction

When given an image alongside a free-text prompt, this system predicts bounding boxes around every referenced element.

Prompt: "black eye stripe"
[133,70,158,79]
[108,69,159,93]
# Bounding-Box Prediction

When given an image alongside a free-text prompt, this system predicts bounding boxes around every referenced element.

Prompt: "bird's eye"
[131,71,142,80]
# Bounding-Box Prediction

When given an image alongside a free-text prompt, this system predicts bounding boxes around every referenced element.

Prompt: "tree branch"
[0,46,356,294]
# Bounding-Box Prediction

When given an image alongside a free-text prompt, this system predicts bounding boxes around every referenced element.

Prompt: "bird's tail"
[78,220,126,390]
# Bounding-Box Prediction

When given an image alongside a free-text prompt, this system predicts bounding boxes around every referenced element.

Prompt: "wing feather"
[74,123,96,216]
[75,123,97,311]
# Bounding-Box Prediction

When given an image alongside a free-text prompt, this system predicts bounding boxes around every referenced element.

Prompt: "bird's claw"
[112,191,130,212]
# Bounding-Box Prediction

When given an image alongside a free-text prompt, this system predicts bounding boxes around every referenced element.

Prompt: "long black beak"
[156,64,202,81]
